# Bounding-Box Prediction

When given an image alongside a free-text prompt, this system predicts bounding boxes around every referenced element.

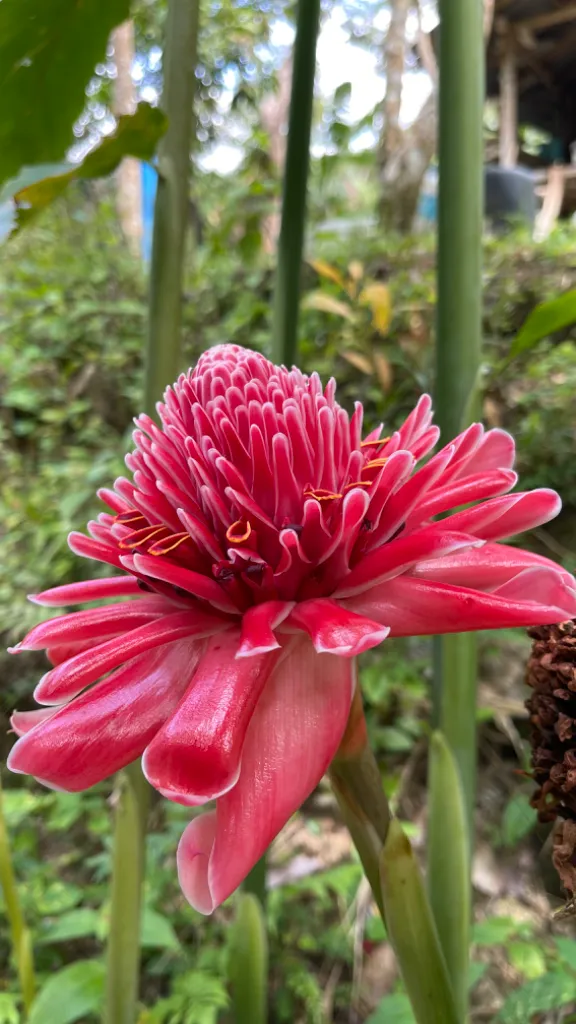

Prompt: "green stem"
[0,774,36,1016]
[428,732,470,1021]
[104,763,149,1024]
[144,0,200,414]
[228,893,268,1024]
[243,854,267,906]
[429,0,484,1010]
[271,0,321,366]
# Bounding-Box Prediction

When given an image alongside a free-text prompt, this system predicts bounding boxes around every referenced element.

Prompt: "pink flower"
[8,344,576,912]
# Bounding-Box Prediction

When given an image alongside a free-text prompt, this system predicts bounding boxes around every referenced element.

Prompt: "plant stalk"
[430,0,485,1010]
[144,0,200,413]
[0,774,36,1016]
[271,0,321,366]
[104,762,149,1024]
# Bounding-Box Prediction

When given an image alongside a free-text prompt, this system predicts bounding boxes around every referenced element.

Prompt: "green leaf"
[140,907,181,951]
[510,290,576,358]
[0,0,130,188]
[366,993,416,1024]
[0,994,19,1024]
[496,970,576,1022]
[2,105,167,239]
[37,908,100,945]
[472,917,520,946]
[469,961,487,989]
[500,794,537,848]
[28,960,105,1024]
[507,941,547,980]
[554,936,576,972]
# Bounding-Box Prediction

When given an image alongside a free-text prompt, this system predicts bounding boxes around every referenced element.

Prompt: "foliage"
[0,0,129,186]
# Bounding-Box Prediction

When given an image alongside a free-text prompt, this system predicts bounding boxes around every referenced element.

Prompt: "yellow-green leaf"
[308,259,345,288]
[359,282,392,335]
[303,291,355,321]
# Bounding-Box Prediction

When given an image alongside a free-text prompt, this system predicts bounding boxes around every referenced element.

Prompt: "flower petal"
[412,542,574,590]
[29,576,142,606]
[131,553,238,614]
[143,632,282,805]
[334,527,483,598]
[346,571,576,636]
[439,489,562,541]
[9,599,168,652]
[288,599,389,656]
[237,601,294,657]
[11,708,58,736]
[177,637,355,913]
[33,610,225,705]
[8,639,205,789]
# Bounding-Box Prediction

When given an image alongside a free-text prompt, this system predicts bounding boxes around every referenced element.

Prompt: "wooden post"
[499,33,518,168]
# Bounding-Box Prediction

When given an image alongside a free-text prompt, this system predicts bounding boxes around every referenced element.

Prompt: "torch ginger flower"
[8,344,576,912]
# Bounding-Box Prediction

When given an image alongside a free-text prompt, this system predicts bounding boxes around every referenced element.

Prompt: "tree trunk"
[112,20,143,256]
[377,0,413,231]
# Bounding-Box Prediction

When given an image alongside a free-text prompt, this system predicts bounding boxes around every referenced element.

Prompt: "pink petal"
[142,633,281,805]
[8,639,205,790]
[440,489,562,541]
[288,599,389,656]
[29,576,142,606]
[177,637,355,913]
[237,601,294,657]
[346,572,576,636]
[409,469,517,524]
[334,527,483,597]
[11,708,59,736]
[412,542,574,590]
[68,532,124,569]
[131,554,238,614]
[33,610,226,705]
[9,599,168,652]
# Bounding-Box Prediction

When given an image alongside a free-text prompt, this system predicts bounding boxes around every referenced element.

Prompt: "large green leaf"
[1,104,167,239]
[0,0,130,187]
[496,970,576,1022]
[510,290,576,358]
[28,960,105,1024]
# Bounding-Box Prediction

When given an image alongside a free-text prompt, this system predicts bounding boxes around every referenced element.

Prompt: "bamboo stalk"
[0,775,36,1016]
[105,4,199,1021]
[271,0,321,366]
[429,0,484,1012]
[144,0,200,413]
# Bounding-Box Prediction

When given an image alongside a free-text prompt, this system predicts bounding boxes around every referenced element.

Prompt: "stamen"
[118,525,168,550]
[303,488,343,502]
[148,532,190,556]
[364,458,388,470]
[343,480,372,491]
[360,436,390,449]
[226,519,252,544]
[114,510,147,525]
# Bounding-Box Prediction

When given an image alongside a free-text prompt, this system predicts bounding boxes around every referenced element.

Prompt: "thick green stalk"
[228,893,268,1024]
[144,0,200,413]
[380,821,459,1024]
[271,0,321,366]
[430,0,484,1010]
[243,855,267,906]
[0,775,36,1016]
[428,732,470,1021]
[104,763,149,1024]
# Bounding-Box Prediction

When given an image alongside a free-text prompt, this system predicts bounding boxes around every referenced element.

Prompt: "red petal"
[33,610,225,705]
[131,554,238,613]
[9,599,168,652]
[412,542,573,589]
[288,599,389,656]
[29,576,141,606]
[177,638,354,913]
[237,601,294,657]
[346,571,576,636]
[143,633,281,805]
[335,527,483,597]
[11,708,58,736]
[439,489,561,541]
[8,639,204,790]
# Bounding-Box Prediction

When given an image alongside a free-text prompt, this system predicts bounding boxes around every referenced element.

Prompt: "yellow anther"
[364,458,388,470]
[343,481,372,491]
[303,488,343,502]
[118,525,167,550]
[149,532,190,556]
[226,519,252,544]
[360,435,391,449]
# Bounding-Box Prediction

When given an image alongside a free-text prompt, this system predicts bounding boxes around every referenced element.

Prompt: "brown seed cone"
[526,621,576,893]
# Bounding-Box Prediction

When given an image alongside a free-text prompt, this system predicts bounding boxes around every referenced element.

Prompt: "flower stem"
[0,774,36,1016]
[430,0,484,1009]
[243,855,267,906]
[228,893,268,1024]
[144,0,200,414]
[104,762,149,1024]
[271,0,321,366]
[329,690,458,1024]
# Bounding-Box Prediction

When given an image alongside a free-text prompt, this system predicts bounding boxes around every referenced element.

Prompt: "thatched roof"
[486,0,576,152]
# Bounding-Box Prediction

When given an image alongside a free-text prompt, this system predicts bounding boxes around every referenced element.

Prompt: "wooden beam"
[535,165,566,241]
[519,4,576,34]
[499,36,518,167]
